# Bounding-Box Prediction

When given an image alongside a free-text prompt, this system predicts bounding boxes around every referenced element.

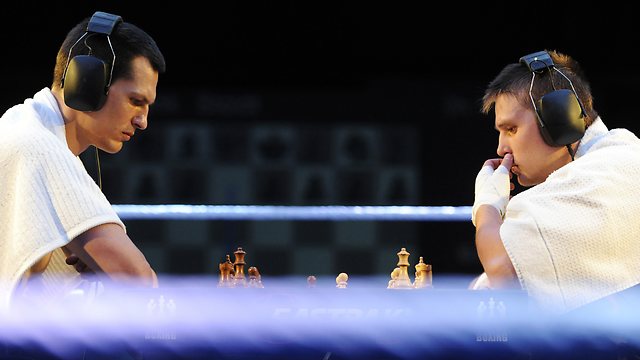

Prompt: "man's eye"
[507,127,517,134]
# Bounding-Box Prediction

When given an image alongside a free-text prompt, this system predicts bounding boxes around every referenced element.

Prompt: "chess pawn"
[413,256,433,289]
[233,247,247,287]
[393,248,413,289]
[336,272,348,289]
[307,275,317,288]
[247,266,264,288]
[387,267,400,289]
[218,255,235,288]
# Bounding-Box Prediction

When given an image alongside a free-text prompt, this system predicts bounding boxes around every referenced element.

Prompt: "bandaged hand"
[472,154,513,226]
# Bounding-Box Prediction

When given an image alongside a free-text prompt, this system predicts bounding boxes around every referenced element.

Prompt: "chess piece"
[387,267,401,289]
[392,248,413,289]
[233,247,247,287]
[218,255,235,288]
[247,266,264,288]
[336,272,348,289]
[307,275,317,288]
[413,256,433,289]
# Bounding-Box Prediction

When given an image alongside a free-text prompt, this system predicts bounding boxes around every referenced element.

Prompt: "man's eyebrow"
[494,121,512,131]
[132,92,154,105]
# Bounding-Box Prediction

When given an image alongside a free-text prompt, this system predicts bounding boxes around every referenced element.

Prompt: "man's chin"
[516,175,530,187]
[517,176,540,188]
[100,143,122,154]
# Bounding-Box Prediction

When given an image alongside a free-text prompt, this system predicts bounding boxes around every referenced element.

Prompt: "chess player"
[0,11,165,309]
[471,49,640,313]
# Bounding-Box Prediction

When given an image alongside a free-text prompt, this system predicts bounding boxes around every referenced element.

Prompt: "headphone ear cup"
[63,55,109,112]
[537,89,586,146]
[534,109,556,147]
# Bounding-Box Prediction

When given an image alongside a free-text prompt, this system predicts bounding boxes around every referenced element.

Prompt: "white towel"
[0,88,124,309]
[501,118,640,313]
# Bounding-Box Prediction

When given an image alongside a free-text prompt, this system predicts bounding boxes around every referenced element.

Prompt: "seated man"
[0,11,166,309]
[471,50,640,313]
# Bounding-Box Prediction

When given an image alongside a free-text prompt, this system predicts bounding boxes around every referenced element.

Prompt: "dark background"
[2,3,638,278]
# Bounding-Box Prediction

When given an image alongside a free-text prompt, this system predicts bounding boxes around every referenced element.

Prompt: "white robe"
[501,118,640,313]
[0,88,124,309]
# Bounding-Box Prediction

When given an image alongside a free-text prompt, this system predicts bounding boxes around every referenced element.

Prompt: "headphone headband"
[519,50,554,73]
[87,11,122,35]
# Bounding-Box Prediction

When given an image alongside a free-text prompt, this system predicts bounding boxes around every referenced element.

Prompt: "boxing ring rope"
[113,205,472,221]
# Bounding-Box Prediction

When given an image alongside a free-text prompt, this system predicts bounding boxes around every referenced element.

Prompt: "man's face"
[87,56,158,154]
[494,93,572,187]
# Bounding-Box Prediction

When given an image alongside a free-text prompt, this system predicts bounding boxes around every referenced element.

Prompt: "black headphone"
[61,11,123,112]
[519,50,586,147]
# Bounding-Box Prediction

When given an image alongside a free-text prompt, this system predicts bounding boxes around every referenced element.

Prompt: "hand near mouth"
[482,154,515,191]
[482,153,513,171]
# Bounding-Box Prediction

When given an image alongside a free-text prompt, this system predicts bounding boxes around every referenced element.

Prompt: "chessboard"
[5,262,640,360]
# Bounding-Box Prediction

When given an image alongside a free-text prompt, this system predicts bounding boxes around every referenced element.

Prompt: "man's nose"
[497,138,509,157]
[133,114,147,130]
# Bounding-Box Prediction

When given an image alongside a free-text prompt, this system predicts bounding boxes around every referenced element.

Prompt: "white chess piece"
[336,273,348,289]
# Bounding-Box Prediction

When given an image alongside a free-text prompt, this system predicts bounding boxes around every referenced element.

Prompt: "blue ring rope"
[113,205,472,221]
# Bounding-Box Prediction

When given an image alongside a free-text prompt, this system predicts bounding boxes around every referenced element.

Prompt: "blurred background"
[2,2,638,281]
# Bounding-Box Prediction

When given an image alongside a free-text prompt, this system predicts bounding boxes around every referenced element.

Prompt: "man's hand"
[472,154,514,226]
[65,254,92,274]
[62,246,95,279]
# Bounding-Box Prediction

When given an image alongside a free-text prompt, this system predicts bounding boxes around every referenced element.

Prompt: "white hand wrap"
[472,164,511,226]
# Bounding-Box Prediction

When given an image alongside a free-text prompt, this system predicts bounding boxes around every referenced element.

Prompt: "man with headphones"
[0,11,166,309]
[471,50,640,314]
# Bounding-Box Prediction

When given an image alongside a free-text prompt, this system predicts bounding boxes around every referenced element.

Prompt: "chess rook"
[413,256,433,289]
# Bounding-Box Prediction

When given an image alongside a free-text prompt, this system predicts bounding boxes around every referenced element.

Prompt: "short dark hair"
[481,50,598,128]
[52,14,166,90]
